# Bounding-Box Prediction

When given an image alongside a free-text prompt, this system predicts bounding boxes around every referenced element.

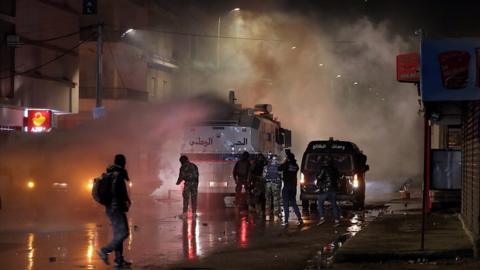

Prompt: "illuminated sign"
[25,110,52,132]
[421,38,480,101]
[396,53,420,83]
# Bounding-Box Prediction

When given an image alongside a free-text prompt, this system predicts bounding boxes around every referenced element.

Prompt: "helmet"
[241,151,250,160]
[179,155,189,163]
[268,154,278,165]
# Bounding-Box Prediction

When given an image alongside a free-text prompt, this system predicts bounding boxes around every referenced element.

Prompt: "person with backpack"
[263,154,282,222]
[176,155,199,218]
[96,154,132,268]
[232,151,251,208]
[316,156,341,227]
[279,152,303,226]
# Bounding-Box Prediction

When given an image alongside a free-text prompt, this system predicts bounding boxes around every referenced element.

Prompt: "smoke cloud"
[180,10,423,198]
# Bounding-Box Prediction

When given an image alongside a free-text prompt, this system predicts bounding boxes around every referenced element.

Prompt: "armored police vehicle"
[300,138,369,209]
[180,91,291,196]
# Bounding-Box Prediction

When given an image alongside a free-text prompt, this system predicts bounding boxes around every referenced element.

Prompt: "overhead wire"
[0,32,97,81]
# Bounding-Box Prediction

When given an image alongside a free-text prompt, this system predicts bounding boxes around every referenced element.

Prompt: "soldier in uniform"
[250,153,267,220]
[263,154,282,222]
[176,155,199,218]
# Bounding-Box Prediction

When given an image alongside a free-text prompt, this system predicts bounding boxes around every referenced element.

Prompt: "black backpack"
[92,172,115,206]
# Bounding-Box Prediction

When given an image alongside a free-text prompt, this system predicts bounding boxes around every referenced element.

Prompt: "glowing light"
[121,28,135,38]
[232,7,240,11]
[291,46,296,50]
[27,181,35,189]
[128,182,133,188]
[318,63,324,67]
[300,173,305,184]
[352,174,359,188]
[353,82,359,85]
[336,74,342,78]
[86,180,93,190]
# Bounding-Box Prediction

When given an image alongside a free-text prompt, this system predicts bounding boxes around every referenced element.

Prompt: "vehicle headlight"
[352,174,359,189]
[300,173,305,184]
[86,179,94,190]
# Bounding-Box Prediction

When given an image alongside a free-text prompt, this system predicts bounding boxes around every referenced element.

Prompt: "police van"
[300,138,369,209]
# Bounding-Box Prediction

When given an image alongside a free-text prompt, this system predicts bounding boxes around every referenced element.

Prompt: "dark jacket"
[250,159,266,177]
[177,161,199,184]
[279,158,299,189]
[233,159,251,181]
[107,164,130,212]
[316,165,339,193]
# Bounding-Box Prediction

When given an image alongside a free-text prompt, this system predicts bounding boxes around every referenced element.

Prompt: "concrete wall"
[13,0,80,113]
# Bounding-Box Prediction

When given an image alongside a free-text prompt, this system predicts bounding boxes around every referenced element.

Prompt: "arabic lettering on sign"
[190,137,213,147]
[312,144,345,150]
[232,138,248,146]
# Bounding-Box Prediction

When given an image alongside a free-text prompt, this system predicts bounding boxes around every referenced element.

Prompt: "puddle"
[305,208,384,269]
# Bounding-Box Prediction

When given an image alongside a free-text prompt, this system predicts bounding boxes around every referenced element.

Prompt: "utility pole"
[93,23,105,119]
[95,23,103,108]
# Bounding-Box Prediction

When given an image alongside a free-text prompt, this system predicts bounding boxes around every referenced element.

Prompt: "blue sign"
[421,38,480,101]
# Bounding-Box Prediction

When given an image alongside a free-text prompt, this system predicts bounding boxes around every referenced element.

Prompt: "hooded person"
[176,155,199,218]
[97,154,132,268]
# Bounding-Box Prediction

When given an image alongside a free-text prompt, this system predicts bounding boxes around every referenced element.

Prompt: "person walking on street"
[263,154,282,222]
[233,151,251,208]
[316,156,341,227]
[177,155,199,218]
[279,152,303,226]
[97,154,132,268]
[250,153,267,221]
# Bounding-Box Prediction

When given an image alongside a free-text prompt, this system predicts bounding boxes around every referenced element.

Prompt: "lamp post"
[217,8,240,69]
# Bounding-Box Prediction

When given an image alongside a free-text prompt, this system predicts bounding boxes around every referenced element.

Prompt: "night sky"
[157,0,480,38]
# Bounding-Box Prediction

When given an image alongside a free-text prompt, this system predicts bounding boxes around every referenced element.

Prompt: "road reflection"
[85,223,97,269]
[239,216,248,248]
[27,233,34,270]
[183,215,202,260]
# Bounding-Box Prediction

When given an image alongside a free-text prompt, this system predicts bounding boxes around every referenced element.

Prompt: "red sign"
[438,51,470,89]
[26,110,52,132]
[397,53,420,82]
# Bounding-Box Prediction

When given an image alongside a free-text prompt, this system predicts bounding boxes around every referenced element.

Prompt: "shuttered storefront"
[462,101,480,239]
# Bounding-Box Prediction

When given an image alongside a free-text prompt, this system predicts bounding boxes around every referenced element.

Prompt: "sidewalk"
[335,199,474,263]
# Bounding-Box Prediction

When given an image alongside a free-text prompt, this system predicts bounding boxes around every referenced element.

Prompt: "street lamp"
[217,8,240,69]
[121,28,135,38]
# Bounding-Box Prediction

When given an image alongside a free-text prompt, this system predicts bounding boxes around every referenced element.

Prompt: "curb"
[335,248,474,263]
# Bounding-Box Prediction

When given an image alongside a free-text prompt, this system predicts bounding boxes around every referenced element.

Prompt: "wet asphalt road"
[0,196,384,270]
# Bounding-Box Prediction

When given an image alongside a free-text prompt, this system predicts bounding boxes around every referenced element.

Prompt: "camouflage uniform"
[263,162,282,219]
[250,156,267,218]
[177,161,199,214]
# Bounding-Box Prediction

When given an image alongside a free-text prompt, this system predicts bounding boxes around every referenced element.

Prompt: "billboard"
[421,39,480,101]
[25,110,52,132]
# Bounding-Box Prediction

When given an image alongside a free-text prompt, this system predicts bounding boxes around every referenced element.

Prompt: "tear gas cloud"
[0,96,230,213]
[179,10,423,197]
[0,7,423,206]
